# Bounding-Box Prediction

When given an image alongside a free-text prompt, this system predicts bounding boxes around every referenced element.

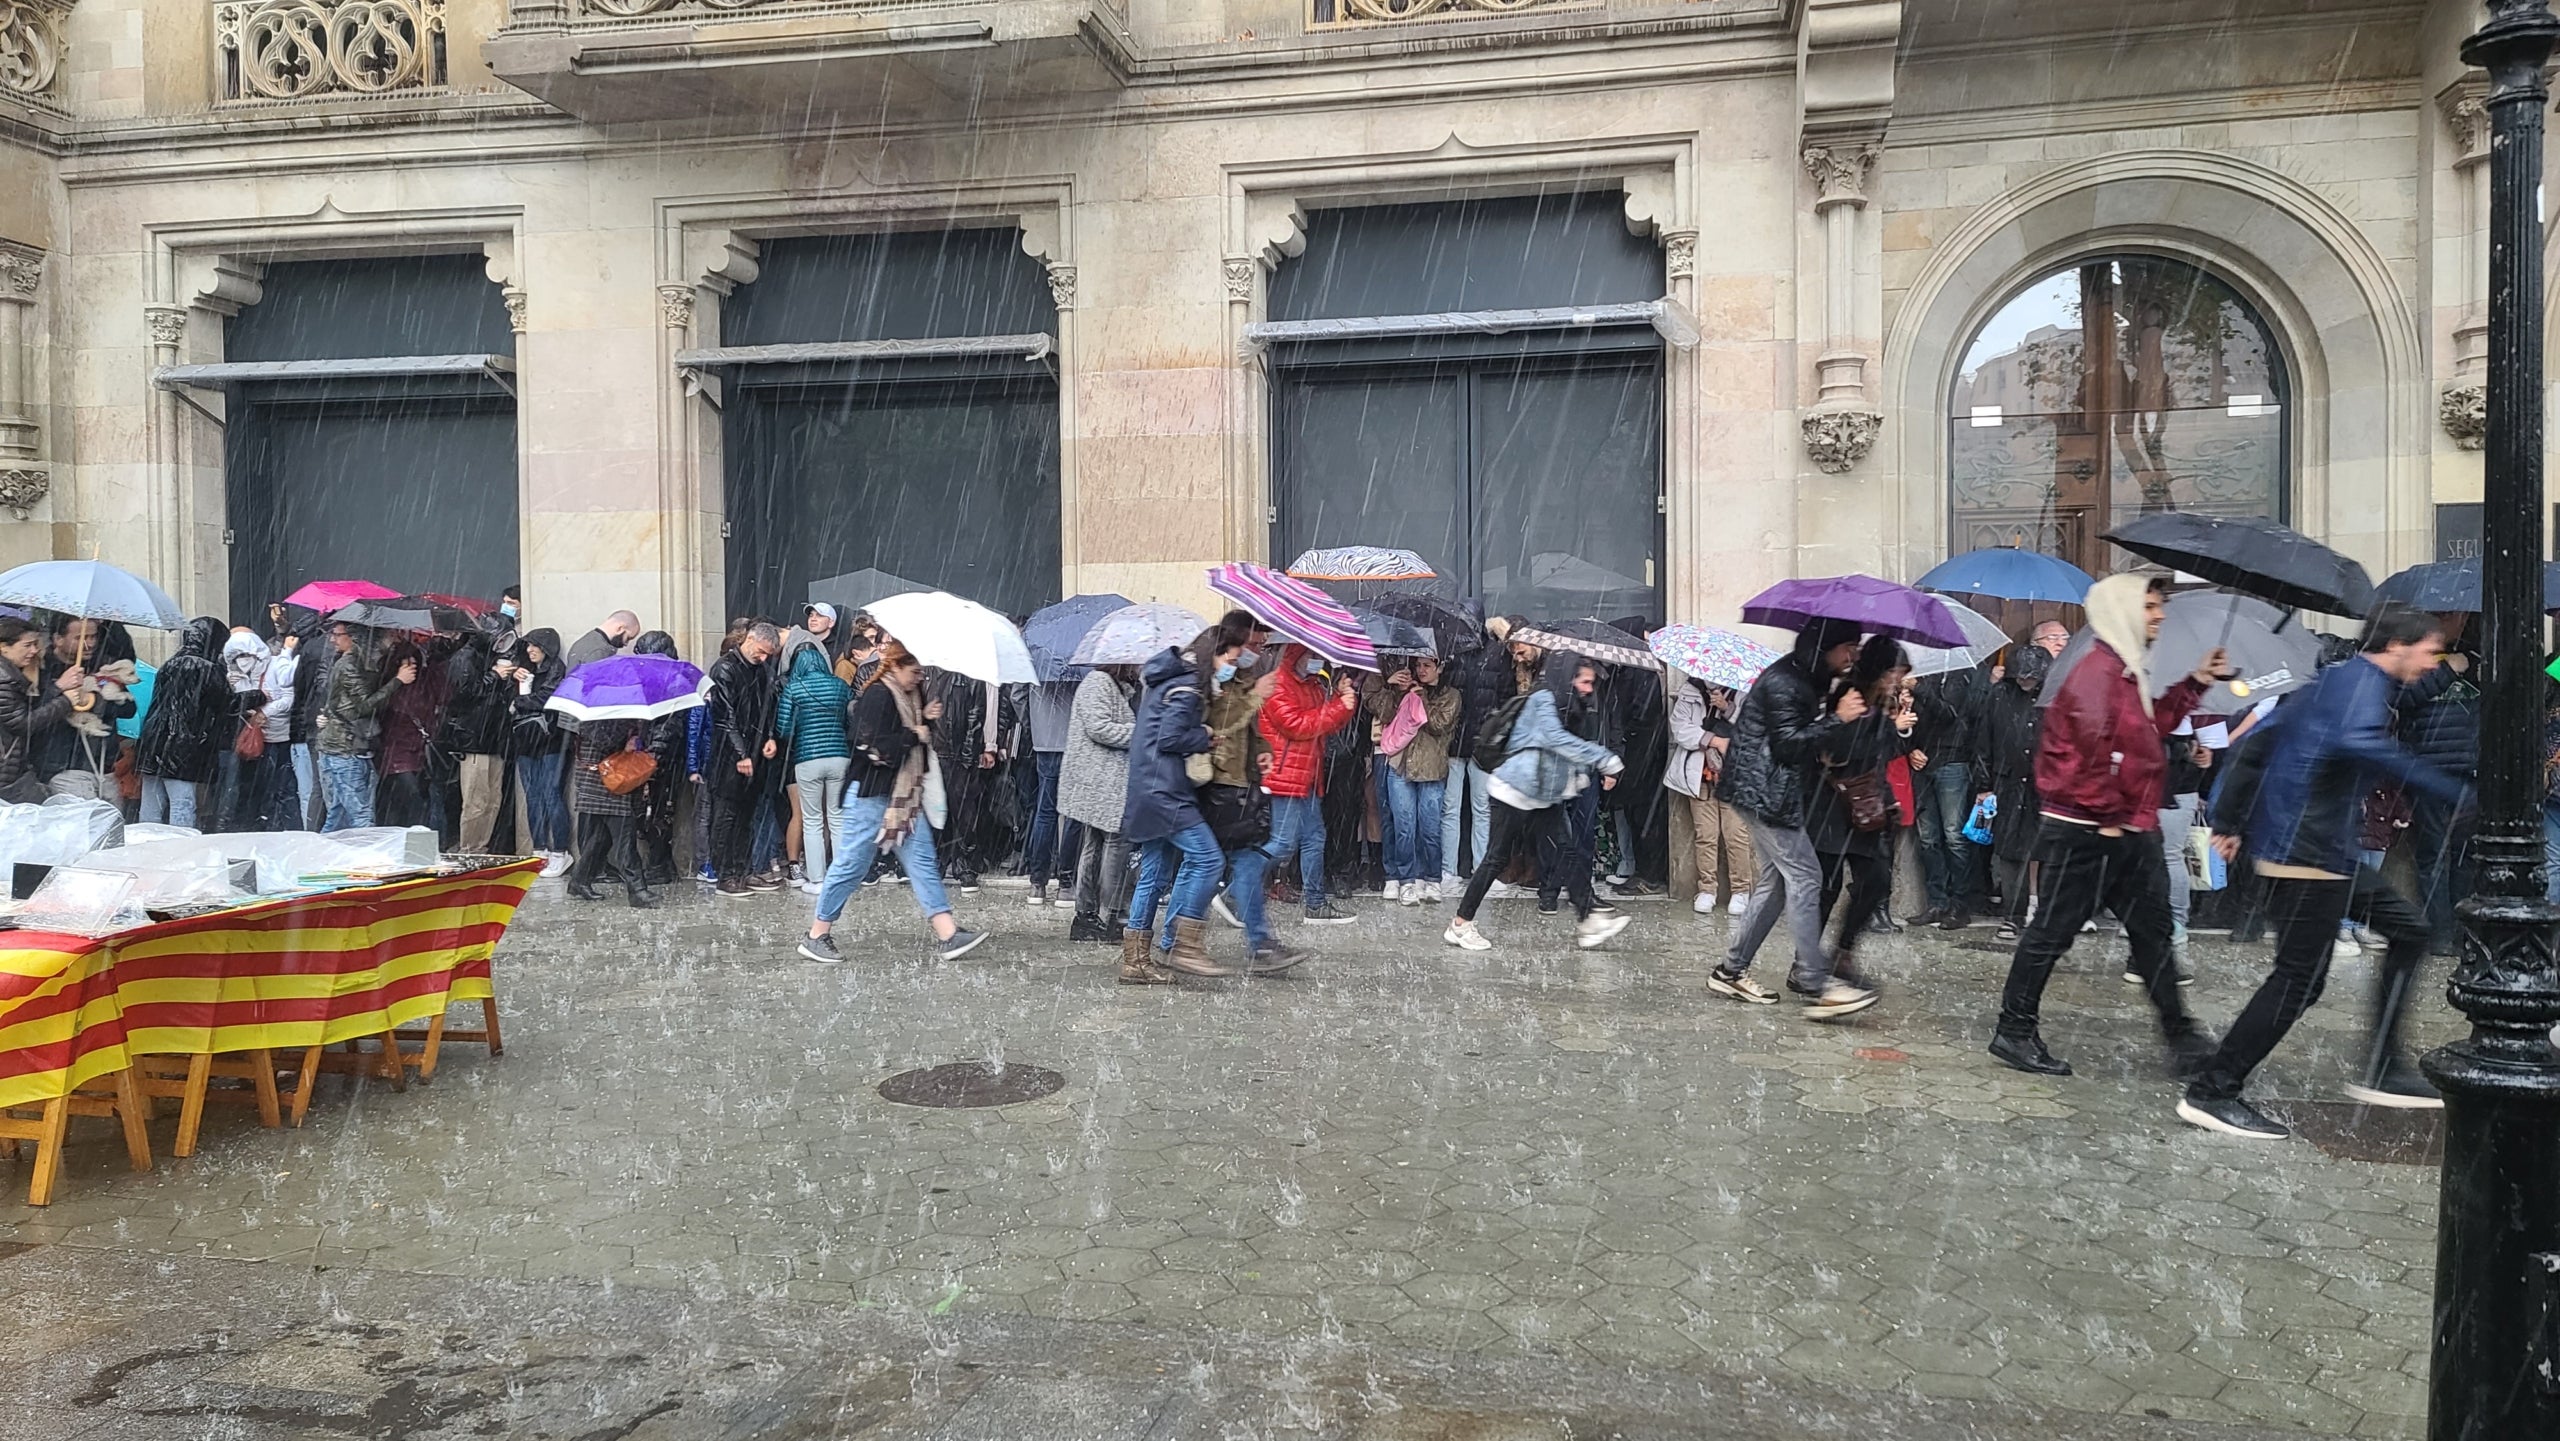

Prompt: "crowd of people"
[0,573,2510,1139]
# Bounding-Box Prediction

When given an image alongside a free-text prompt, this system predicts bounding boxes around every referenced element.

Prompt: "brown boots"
[1165,916,1236,977]
[1119,928,1177,985]
[1118,919,1237,982]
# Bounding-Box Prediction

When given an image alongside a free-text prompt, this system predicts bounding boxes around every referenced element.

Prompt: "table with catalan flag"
[0,858,540,1205]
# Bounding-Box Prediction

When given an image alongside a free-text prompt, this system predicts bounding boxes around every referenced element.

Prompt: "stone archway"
[1879,150,2428,585]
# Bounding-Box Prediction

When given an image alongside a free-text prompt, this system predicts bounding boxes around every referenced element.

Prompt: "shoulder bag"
[1822,760,1895,833]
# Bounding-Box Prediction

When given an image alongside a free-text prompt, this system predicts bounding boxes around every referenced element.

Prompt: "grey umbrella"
[808,567,935,616]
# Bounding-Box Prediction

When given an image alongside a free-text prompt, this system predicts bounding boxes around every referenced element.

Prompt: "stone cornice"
[1886,76,2422,147]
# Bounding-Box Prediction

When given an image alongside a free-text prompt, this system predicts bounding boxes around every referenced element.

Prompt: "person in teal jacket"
[775,632,851,895]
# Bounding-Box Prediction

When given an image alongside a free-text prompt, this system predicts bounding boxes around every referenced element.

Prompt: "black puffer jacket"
[1451,645,1514,767]
[137,617,240,785]
[436,629,510,757]
[2392,655,2480,781]
[1718,621,1855,830]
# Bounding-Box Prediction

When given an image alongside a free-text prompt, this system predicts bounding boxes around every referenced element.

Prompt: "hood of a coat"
[2007,638,2052,694]
[786,641,833,681]
[781,629,827,671]
[2084,574,2155,713]
[178,616,225,661]
[1140,645,1193,689]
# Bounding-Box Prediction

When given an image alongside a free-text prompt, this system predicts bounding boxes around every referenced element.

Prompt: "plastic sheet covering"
[0,797,125,876]
[1241,299,1702,354]
[205,827,442,893]
[69,836,244,909]
[118,824,204,845]
[18,868,147,939]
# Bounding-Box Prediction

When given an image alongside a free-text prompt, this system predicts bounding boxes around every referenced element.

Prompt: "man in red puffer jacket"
[1257,643,1360,924]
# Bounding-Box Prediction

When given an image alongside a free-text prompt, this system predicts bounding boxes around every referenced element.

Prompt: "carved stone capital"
[503,287,528,334]
[0,467,48,520]
[1046,264,1076,312]
[1222,256,1257,303]
[2441,380,2487,451]
[1802,408,1883,474]
[2440,81,2490,161]
[657,284,695,330]
[1803,143,1881,209]
[1661,230,1697,281]
[145,305,189,349]
[0,246,38,300]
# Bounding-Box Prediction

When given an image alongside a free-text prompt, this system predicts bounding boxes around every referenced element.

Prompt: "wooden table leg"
[111,1069,152,1173]
[289,1046,322,1127]
[27,1097,69,1206]
[174,1053,212,1159]
[247,1049,281,1129]
[376,1033,406,1093]
[482,996,502,1056]
[416,1015,447,1083]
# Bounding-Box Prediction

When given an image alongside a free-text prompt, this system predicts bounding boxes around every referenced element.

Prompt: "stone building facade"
[0,0,2523,649]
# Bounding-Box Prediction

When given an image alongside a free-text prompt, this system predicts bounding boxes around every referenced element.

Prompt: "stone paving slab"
[0,879,2455,1436]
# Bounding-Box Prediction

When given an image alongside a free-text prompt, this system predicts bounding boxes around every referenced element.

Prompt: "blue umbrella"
[1916,548,2095,604]
[2373,558,2560,614]
[1021,593,1132,681]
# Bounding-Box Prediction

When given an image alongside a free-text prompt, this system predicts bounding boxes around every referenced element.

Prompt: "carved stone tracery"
[0,0,71,101]
[216,0,447,102]
[1329,0,1572,20]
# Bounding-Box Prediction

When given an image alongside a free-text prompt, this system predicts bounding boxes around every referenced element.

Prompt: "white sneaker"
[1728,894,1749,917]
[2333,936,2362,962]
[1420,881,1442,905]
[1398,880,1421,907]
[539,851,567,878]
[1485,881,1518,900]
[1026,885,1050,908]
[1440,873,1463,892]
[1444,918,1492,951]
[1210,892,1242,928]
[1693,892,1716,914]
[1574,912,1631,949]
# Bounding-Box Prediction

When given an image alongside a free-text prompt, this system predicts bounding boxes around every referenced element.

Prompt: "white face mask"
[1298,657,1324,678]
[1236,648,1260,670]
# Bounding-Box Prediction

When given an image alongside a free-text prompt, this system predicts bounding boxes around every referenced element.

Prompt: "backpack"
[1473,693,1533,767]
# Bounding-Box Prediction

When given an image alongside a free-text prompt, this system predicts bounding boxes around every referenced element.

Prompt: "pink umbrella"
[1206,562,1378,670]
[283,578,399,612]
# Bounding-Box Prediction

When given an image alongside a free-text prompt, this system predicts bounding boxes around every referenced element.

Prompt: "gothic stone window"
[1948,257,2287,578]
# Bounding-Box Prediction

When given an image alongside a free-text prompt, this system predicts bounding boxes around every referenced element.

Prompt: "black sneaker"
[1911,907,1948,928]
[1245,942,1308,976]
[937,928,989,961]
[1939,910,1972,931]
[2177,1093,2290,1139]
[1536,896,1560,916]
[1988,1031,2073,1077]
[796,933,844,965]
[1301,903,1355,926]
[2345,1059,2443,1110]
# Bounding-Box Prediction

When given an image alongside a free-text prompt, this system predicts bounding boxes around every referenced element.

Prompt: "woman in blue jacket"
[1445,652,1630,953]
[1119,613,1256,983]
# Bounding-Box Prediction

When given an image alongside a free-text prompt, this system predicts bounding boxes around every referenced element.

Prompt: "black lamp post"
[2428,3,2560,1437]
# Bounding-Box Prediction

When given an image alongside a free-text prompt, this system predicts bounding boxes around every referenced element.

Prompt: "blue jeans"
[1226,838,1277,950]
[1023,751,1077,887]
[290,743,320,829]
[320,754,375,831]
[1438,772,1464,879]
[1268,794,1328,912]
[515,751,569,850]
[141,774,199,828]
[2544,802,2560,905]
[814,788,952,928]
[1129,823,1223,946]
[1913,761,1978,913]
[1382,771,1444,882]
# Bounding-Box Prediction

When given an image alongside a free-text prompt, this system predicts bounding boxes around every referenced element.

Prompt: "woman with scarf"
[138,617,242,829]
[1972,638,2050,944]
[508,629,573,872]
[795,641,987,965]
[1807,635,1916,992]
[1443,652,1631,953]
[1118,614,1259,983]
[0,617,77,803]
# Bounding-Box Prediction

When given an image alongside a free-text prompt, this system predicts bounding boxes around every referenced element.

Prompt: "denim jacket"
[1488,690,1622,810]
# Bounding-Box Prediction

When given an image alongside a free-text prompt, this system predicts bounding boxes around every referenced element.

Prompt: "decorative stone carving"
[0,468,46,519]
[1803,143,1881,208]
[1801,409,1882,475]
[2441,381,2488,451]
[0,0,70,100]
[1332,0,1571,19]
[1223,257,1257,302]
[145,306,189,348]
[1662,230,1696,281]
[657,284,695,329]
[0,248,36,298]
[503,287,527,334]
[2441,88,2490,159]
[215,0,447,102]
[1046,264,1076,312]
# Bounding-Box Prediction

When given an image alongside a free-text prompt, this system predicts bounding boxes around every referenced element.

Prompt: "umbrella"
[1902,603,2014,678]
[2372,557,2560,615]
[2147,591,2321,710]
[546,654,711,722]
[867,591,1037,684]
[1022,593,1132,681]
[1742,575,1969,649]
[1206,562,1378,670]
[2103,512,2375,617]
[1510,619,1662,672]
[282,578,399,612]
[0,560,185,629]
[1369,593,1484,655]
[1527,551,1651,595]
[1347,607,1434,658]
[1286,546,1435,583]
[808,566,936,617]
[1068,602,1209,666]
[1647,624,1780,690]
[1916,548,2095,604]
[331,595,476,634]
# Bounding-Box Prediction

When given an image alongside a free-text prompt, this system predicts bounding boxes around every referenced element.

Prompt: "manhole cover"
[878,1062,1065,1109]
[2275,1100,2443,1166]
[1853,1047,1911,1063]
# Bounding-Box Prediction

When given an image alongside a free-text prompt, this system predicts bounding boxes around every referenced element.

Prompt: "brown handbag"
[1823,762,1895,833]
[234,717,267,761]
[597,745,659,795]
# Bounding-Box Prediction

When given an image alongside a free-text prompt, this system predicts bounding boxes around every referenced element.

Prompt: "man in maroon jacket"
[1990,574,2227,1078]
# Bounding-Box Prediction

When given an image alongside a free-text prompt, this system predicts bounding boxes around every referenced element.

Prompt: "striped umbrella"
[1286,546,1437,583]
[1206,562,1379,669]
[1647,625,1780,690]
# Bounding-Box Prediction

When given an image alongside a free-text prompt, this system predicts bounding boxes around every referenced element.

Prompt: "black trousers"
[709,772,758,881]
[569,812,644,899]
[1997,823,2196,1038]
[1460,799,1592,922]
[2191,865,2429,1100]
[1817,847,1893,969]
[1073,825,1130,924]
[935,756,994,880]
[1537,784,1601,906]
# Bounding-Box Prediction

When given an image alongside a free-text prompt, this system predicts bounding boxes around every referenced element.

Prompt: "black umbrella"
[2103,513,2375,617]
[1369,593,1484,656]
[2372,558,2560,615]
[331,595,476,635]
[1346,607,1435,658]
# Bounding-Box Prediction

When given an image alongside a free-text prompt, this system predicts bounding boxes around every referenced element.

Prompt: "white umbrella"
[1902,602,2011,677]
[867,591,1037,684]
[1067,602,1209,666]
[0,560,185,629]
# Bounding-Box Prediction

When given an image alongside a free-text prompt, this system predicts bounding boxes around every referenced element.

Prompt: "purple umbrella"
[1741,575,1969,649]
[546,654,711,722]
[1206,562,1379,670]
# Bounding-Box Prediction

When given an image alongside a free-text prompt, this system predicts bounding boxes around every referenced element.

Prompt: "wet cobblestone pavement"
[2,879,2451,1438]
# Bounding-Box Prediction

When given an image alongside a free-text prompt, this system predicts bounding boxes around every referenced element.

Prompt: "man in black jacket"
[2391,623,2478,954]
[927,667,1000,892]
[439,626,512,852]
[1909,662,1991,927]
[706,623,780,896]
[1710,617,1876,1019]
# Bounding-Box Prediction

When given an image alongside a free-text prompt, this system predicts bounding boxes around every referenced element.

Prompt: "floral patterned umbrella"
[1646,625,1780,690]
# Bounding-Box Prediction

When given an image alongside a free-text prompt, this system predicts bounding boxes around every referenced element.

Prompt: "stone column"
[143,303,190,597]
[1800,141,1882,475]
[0,246,46,520]
[2441,82,2491,450]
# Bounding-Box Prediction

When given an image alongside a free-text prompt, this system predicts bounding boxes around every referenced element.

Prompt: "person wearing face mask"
[1444,653,1630,952]
[1972,637,2051,944]
[1195,623,1305,975]
[1118,616,1261,982]
[1368,654,1461,906]
[1255,643,1362,925]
